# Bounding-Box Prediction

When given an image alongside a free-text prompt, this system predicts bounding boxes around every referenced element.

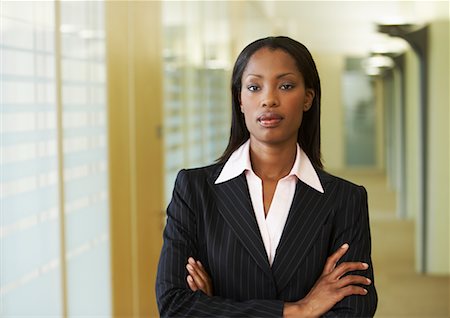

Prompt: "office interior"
[1,1,449,317]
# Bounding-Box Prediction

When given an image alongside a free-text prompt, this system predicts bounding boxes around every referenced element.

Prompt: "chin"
[252,134,297,146]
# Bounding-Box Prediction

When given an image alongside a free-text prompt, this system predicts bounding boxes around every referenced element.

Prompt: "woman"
[156,36,377,317]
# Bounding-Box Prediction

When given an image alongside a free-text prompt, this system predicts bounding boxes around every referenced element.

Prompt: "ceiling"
[252,1,449,55]
[162,1,449,61]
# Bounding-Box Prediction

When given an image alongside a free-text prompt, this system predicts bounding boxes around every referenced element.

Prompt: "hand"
[186,257,213,297]
[284,244,372,318]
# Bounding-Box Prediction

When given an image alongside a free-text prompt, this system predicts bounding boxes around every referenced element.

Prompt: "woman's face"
[240,48,314,147]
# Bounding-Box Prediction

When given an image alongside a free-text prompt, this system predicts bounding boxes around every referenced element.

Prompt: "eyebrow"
[245,72,296,79]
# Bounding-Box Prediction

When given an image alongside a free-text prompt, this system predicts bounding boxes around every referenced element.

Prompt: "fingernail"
[197,260,202,266]
[186,264,193,271]
[366,278,372,284]
[188,257,196,265]
[363,288,368,294]
[341,243,349,249]
[362,263,369,269]
[187,275,193,283]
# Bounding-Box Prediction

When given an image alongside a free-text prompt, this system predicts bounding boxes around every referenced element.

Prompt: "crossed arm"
[186,243,372,318]
[156,170,377,317]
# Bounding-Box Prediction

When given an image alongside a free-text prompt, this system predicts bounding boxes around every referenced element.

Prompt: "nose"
[261,88,279,108]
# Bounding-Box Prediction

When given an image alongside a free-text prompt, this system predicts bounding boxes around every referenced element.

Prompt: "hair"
[217,36,323,169]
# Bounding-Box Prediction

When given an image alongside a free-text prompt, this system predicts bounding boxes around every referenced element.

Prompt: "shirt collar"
[215,139,324,193]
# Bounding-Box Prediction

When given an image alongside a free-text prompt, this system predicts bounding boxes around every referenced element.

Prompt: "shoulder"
[317,172,370,230]
[175,163,224,186]
[317,169,368,199]
[172,163,224,205]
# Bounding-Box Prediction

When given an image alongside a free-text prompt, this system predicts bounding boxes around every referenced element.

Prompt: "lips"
[257,112,283,128]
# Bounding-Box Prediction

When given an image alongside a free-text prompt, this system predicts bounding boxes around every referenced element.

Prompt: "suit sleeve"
[155,169,284,317]
[323,185,378,318]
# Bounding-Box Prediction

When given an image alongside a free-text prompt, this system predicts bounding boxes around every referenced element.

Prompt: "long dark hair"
[217,36,323,169]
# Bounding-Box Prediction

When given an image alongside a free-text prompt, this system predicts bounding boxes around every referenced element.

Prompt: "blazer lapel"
[213,173,273,279]
[271,178,336,292]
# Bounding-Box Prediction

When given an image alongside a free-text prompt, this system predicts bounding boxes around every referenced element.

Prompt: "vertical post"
[106,1,163,316]
[54,0,68,316]
[406,27,428,273]
[378,24,429,273]
[394,54,407,220]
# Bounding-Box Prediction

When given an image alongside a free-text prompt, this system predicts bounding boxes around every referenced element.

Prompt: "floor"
[335,170,450,318]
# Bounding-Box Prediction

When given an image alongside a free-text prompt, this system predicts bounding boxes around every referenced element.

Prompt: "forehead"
[243,48,300,75]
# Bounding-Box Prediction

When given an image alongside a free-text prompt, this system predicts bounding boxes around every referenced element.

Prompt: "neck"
[249,138,297,181]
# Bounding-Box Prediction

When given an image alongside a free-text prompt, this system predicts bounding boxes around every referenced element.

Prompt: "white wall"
[426,19,450,274]
[315,53,345,170]
[404,49,421,223]
[375,77,385,171]
[404,19,450,274]
[403,46,424,272]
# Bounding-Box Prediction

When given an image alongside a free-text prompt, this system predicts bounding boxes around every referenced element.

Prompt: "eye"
[280,83,295,90]
[247,84,260,92]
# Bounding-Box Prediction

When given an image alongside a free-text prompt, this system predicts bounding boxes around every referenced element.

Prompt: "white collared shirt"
[215,139,324,266]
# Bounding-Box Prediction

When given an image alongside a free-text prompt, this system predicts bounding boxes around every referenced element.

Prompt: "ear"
[240,103,245,113]
[303,89,315,111]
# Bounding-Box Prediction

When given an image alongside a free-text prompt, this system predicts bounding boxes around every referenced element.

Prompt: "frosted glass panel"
[343,58,376,166]
[65,243,111,315]
[2,269,62,317]
[60,0,111,316]
[0,1,62,316]
[162,1,231,204]
[1,1,110,316]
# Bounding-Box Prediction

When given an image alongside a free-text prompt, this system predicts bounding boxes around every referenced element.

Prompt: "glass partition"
[343,57,377,167]
[1,1,111,316]
[162,1,232,204]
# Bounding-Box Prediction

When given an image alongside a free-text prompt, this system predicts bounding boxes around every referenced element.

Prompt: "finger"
[336,275,371,289]
[186,263,207,290]
[187,259,211,284]
[333,261,369,279]
[193,262,211,284]
[196,261,213,296]
[338,285,369,298]
[197,260,205,270]
[186,275,198,291]
[323,243,349,274]
[188,258,209,281]
[187,258,210,283]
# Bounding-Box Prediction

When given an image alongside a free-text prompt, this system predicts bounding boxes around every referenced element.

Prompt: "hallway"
[336,170,450,317]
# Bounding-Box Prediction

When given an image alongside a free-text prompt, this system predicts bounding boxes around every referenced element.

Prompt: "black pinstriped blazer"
[156,163,377,317]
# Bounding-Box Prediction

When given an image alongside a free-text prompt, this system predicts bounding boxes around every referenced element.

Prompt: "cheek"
[242,111,254,128]
[240,96,256,118]
[288,105,304,128]
[297,112,304,127]
[240,93,250,110]
[241,108,259,132]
